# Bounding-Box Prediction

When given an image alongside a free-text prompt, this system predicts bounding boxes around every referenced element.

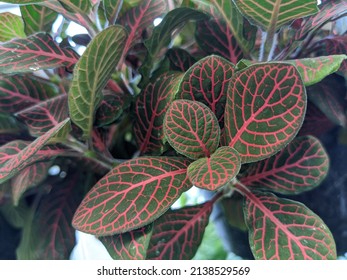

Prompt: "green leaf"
[99,224,153,260]
[234,0,319,33]
[68,25,127,139]
[0,12,26,42]
[224,63,306,163]
[138,7,208,88]
[20,4,58,35]
[239,136,330,195]
[188,146,241,191]
[244,191,337,259]
[164,100,220,159]
[0,0,44,3]
[72,157,192,235]
[103,0,123,24]
[0,114,24,136]
[59,0,92,14]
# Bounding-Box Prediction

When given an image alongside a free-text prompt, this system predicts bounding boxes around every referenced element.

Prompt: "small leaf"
[72,157,192,236]
[187,146,241,191]
[239,136,329,195]
[0,118,71,184]
[224,63,306,163]
[147,201,213,260]
[177,55,234,125]
[0,12,26,42]
[99,224,153,260]
[16,95,69,137]
[164,100,220,159]
[133,72,183,155]
[68,25,127,139]
[0,33,79,74]
[244,191,337,259]
[234,0,319,33]
[166,48,197,72]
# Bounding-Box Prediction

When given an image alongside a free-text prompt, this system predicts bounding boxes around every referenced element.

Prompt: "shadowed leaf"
[0,12,25,42]
[166,48,197,72]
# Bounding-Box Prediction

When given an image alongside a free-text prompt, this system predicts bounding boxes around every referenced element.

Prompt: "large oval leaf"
[244,191,336,260]
[147,201,213,260]
[224,63,306,163]
[72,157,192,236]
[187,146,241,191]
[239,136,329,194]
[68,25,127,139]
[164,100,220,159]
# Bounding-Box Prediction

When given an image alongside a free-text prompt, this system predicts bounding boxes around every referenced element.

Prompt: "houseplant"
[0,0,346,260]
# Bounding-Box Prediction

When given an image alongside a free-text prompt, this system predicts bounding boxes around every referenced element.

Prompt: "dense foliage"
[0,0,346,260]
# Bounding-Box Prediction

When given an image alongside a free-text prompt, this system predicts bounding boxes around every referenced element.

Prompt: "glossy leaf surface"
[239,136,329,194]
[72,157,191,236]
[68,25,127,139]
[0,12,25,42]
[244,191,337,260]
[187,146,241,191]
[224,63,306,163]
[0,33,79,74]
[164,100,220,159]
[147,201,213,260]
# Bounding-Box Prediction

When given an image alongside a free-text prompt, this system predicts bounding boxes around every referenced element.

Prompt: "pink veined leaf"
[165,48,197,72]
[177,55,234,126]
[99,224,153,260]
[0,33,79,74]
[0,74,58,114]
[242,190,337,260]
[0,118,71,184]
[16,95,69,137]
[146,200,214,260]
[163,100,221,159]
[239,136,329,195]
[133,72,183,155]
[224,63,306,163]
[187,146,241,191]
[72,157,192,236]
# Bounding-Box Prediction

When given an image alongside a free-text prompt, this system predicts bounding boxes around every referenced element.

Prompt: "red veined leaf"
[0,74,58,114]
[0,12,25,42]
[177,55,234,126]
[165,48,197,72]
[133,72,183,155]
[195,18,243,64]
[16,172,86,259]
[0,118,71,184]
[224,63,306,163]
[147,201,214,260]
[239,136,329,195]
[118,0,167,62]
[72,157,192,236]
[11,161,52,206]
[99,224,153,260]
[187,146,241,191]
[16,95,69,137]
[164,100,220,159]
[0,114,24,137]
[243,191,337,260]
[0,33,79,74]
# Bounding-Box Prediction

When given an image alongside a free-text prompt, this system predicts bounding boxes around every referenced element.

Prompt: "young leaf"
[99,224,153,260]
[177,55,234,125]
[224,63,306,163]
[164,100,220,159]
[187,146,241,191]
[0,33,79,74]
[234,0,319,33]
[134,72,183,155]
[138,7,208,87]
[16,95,69,137]
[0,12,26,42]
[0,118,71,184]
[0,74,58,114]
[239,136,329,195]
[147,201,213,260]
[244,191,337,260]
[72,157,192,236]
[68,25,127,139]
[20,4,58,35]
